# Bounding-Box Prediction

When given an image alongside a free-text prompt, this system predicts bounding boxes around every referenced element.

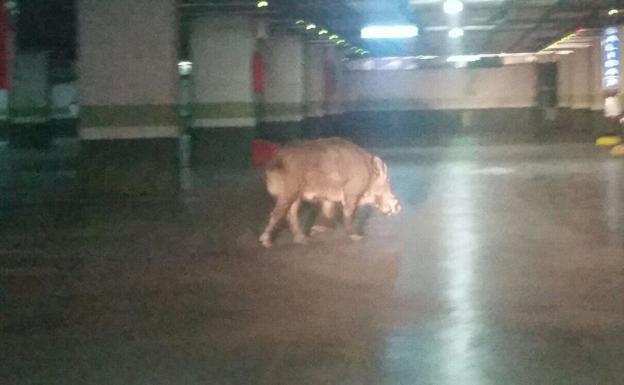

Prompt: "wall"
[570,48,592,109]
[555,38,610,137]
[344,63,537,111]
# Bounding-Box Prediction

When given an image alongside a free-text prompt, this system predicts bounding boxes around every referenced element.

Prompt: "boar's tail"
[264,157,286,197]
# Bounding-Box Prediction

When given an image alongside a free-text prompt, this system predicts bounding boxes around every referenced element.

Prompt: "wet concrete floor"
[2,140,624,384]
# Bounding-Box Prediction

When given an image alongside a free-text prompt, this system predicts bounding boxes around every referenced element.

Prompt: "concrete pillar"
[190,15,256,168]
[304,44,325,119]
[303,43,326,138]
[258,35,305,142]
[77,0,180,197]
[302,44,347,138]
[323,46,346,137]
[325,46,345,116]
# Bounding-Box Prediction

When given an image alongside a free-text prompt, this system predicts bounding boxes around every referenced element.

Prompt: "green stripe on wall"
[81,105,180,128]
[192,102,255,119]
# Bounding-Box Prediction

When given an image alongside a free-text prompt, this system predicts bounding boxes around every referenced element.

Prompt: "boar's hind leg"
[260,197,294,248]
[342,196,363,241]
[287,198,307,244]
[311,201,336,236]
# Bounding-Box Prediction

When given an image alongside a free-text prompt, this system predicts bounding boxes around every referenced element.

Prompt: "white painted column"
[304,44,326,119]
[325,46,345,115]
[77,0,181,195]
[78,0,179,140]
[190,15,256,129]
[262,35,305,123]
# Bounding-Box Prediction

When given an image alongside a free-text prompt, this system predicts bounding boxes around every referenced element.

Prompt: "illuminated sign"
[603,27,620,90]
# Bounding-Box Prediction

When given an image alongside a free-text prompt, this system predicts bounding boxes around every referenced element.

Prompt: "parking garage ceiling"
[12,0,624,61]
[181,0,624,56]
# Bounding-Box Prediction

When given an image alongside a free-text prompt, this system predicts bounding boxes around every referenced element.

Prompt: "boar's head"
[364,156,401,216]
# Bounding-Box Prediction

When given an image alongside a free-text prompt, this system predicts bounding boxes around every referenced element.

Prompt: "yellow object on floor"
[595,135,622,146]
[610,144,624,156]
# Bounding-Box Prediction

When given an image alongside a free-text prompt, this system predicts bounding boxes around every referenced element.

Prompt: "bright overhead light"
[448,27,464,38]
[306,23,316,30]
[609,9,620,16]
[318,29,328,35]
[336,39,346,45]
[295,20,305,25]
[329,34,339,40]
[361,25,419,39]
[178,61,193,76]
[443,0,464,15]
[257,1,268,8]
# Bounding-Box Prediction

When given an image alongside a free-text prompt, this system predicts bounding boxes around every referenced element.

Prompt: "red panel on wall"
[0,1,9,89]
[252,51,265,95]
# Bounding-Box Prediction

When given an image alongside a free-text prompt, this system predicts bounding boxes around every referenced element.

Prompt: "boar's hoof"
[293,234,309,245]
[259,233,272,248]
[310,225,331,236]
[349,234,364,242]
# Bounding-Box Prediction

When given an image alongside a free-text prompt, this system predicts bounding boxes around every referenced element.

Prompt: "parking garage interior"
[2,1,624,384]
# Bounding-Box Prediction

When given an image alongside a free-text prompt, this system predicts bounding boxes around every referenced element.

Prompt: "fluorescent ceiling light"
[448,27,464,38]
[361,25,419,39]
[443,0,464,15]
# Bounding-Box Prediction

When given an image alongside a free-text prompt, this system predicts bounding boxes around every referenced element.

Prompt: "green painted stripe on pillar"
[9,107,51,118]
[192,102,255,119]
[81,105,180,128]
[259,103,304,116]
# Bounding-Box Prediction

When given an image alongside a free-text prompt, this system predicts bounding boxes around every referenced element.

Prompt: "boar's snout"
[380,195,401,216]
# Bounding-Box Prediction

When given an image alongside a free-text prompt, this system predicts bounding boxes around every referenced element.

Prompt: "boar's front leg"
[311,200,336,236]
[260,196,294,248]
[342,195,363,241]
[287,198,307,244]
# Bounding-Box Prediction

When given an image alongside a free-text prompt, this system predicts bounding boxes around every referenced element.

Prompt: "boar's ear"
[373,156,388,177]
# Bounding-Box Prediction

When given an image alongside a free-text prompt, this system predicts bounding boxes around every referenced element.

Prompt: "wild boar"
[259,137,401,248]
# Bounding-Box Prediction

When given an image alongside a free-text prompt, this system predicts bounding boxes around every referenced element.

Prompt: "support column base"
[78,138,180,199]
[257,121,303,143]
[191,126,255,169]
